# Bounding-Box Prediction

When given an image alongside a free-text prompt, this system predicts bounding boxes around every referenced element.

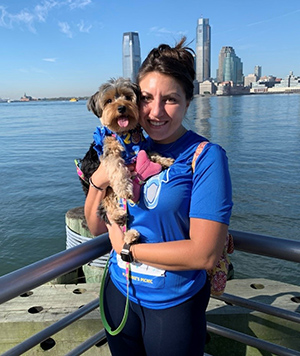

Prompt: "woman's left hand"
[106,222,125,255]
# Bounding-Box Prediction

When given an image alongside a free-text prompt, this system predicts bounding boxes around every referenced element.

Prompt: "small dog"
[81,77,173,244]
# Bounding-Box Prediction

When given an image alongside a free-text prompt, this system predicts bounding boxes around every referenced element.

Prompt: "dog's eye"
[105,99,112,105]
[125,96,132,101]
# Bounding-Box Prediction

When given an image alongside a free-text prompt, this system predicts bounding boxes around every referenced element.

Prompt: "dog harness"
[93,125,149,164]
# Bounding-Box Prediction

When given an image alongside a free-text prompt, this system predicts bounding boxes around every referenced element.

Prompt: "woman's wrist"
[89,176,107,191]
[131,244,138,262]
[89,168,109,191]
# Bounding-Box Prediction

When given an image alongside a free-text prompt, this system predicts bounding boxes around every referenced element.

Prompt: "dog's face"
[87,78,140,134]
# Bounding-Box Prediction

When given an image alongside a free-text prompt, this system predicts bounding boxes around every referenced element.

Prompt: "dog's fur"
[81,77,173,244]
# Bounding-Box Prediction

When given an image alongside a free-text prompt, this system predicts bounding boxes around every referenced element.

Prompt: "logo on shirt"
[143,169,171,209]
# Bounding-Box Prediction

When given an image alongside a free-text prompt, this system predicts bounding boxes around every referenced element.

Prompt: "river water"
[0,95,299,284]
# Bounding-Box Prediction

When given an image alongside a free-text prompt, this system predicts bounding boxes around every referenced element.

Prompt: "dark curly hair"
[137,37,195,101]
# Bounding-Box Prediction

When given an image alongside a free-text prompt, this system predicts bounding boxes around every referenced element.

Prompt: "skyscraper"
[122,32,141,83]
[217,46,243,84]
[195,18,211,83]
[254,65,262,79]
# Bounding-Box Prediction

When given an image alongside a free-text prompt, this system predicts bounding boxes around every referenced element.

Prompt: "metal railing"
[0,229,300,355]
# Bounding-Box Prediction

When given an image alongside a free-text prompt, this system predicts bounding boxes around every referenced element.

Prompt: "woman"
[84,37,233,356]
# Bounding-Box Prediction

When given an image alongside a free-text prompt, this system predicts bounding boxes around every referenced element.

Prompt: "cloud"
[149,26,187,37]
[19,67,48,74]
[77,19,92,33]
[35,1,58,22]
[67,0,92,10]
[0,5,36,32]
[247,9,300,27]
[43,58,57,62]
[59,21,73,38]
[0,1,92,34]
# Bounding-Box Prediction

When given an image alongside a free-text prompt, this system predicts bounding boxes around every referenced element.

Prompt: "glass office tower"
[217,46,243,84]
[122,32,141,82]
[196,18,211,83]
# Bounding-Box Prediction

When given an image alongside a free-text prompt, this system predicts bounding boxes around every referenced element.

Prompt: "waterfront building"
[199,80,216,95]
[254,65,262,79]
[216,81,249,96]
[267,71,300,93]
[122,32,141,83]
[217,46,243,85]
[244,74,258,87]
[20,93,34,101]
[274,71,300,88]
[250,75,281,93]
[195,18,211,84]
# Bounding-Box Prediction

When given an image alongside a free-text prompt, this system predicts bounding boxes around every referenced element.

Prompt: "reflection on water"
[185,96,212,140]
[186,94,300,284]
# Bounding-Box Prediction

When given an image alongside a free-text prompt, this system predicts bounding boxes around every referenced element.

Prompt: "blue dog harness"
[93,126,149,164]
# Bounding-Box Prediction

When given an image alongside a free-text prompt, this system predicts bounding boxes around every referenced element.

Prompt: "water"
[0,96,299,285]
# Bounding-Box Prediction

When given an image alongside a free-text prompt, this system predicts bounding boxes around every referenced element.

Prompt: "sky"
[0,0,300,99]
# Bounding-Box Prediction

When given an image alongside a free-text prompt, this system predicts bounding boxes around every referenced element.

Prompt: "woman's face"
[139,72,190,144]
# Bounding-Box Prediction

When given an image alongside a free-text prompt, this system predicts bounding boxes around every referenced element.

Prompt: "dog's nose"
[118,105,126,114]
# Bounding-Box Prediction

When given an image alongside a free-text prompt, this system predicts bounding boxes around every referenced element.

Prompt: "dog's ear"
[131,82,141,104]
[87,92,102,118]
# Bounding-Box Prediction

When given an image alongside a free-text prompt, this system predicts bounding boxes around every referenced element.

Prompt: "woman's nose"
[149,99,164,118]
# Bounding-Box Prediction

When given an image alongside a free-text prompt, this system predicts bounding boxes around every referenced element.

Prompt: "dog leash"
[99,198,131,336]
[99,255,130,335]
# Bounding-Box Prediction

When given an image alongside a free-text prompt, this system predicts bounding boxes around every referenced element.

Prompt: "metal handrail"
[65,329,107,356]
[0,232,111,305]
[207,322,300,356]
[1,299,100,356]
[214,292,300,324]
[0,230,300,356]
[229,229,300,263]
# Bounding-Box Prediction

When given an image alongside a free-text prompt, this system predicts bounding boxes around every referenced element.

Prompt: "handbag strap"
[191,141,209,172]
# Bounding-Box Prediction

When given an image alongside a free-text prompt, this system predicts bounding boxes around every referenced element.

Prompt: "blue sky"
[1,0,299,99]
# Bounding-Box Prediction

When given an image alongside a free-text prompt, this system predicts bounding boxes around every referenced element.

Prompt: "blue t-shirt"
[108,130,233,309]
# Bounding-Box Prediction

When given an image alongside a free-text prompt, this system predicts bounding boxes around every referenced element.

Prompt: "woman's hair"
[137,37,195,101]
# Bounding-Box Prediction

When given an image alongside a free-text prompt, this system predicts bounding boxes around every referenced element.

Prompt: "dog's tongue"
[118,116,129,128]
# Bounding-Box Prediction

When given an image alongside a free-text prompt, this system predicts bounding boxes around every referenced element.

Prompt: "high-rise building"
[254,65,262,79]
[122,32,141,82]
[195,18,211,83]
[217,46,243,84]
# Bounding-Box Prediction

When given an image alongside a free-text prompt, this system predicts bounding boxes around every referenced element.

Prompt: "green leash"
[99,255,131,336]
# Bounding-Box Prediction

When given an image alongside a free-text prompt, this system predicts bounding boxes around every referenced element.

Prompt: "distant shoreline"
[0,97,89,103]
[1,90,300,104]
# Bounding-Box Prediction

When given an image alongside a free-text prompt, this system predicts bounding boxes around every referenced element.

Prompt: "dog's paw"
[124,229,140,245]
[148,152,174,169]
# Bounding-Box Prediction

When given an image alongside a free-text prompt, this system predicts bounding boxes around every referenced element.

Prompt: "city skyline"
[0,0,300,99]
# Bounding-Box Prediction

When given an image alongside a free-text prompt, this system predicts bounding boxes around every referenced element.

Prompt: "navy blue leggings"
[102,275,210,356]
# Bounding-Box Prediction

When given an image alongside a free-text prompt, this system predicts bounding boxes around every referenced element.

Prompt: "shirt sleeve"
[189,143,233,225]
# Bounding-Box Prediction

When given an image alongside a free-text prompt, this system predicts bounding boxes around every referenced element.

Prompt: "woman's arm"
[84,164,110,236]
[107,217,228,271]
